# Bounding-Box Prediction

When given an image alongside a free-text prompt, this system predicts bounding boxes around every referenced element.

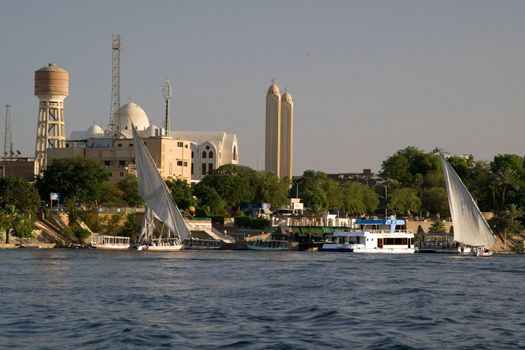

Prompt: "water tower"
[34,63,68,175]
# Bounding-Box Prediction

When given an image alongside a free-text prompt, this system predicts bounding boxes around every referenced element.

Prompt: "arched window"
[191,151,194,158]
[233,146,237,161]
[202,151,207,159]
[209,151,213,158]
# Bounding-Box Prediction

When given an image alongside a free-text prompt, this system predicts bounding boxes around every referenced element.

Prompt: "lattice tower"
[109,34,121,137]
[163,80,172,136]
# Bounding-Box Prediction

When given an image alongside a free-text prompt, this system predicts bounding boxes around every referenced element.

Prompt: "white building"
[171,131,239,183]
[65,101,238,183]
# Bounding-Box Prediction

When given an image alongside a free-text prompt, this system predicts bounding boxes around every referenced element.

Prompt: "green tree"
[36,158,109,205]
[100,182,127,207]
[165,178,196,211]
[0,177,41,242]
[252,172,289,208]
[505,204,524,227]
[0,177,40,215]
[341,182,379,216]
[491,154,524,178]
[421,187,449,217]
[119,213,137,237]
[197,164,255,211]
[193,184,227,216]
[324,178,343,213]
[429,220,446,233]
[380,147,440,189]
[292,171,331,214]
[387,188,421,216]
[117,175,143,207]
[495,167,520,210]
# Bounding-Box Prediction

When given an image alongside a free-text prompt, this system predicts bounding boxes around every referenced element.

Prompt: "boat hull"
[137,244,183,251]
[319,245,353,252]
[95,244,130,251]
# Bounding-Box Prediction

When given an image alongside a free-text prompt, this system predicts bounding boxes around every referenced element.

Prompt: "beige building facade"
[265,83,294,178]
[48,136,192,183]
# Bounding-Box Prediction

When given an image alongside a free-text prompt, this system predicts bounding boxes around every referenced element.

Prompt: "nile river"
[0,250,523,349]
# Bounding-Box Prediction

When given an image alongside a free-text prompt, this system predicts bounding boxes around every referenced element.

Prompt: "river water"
[0,250,523,349]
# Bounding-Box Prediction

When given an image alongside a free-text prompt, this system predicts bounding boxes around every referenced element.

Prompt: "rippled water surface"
[0,250,524,349]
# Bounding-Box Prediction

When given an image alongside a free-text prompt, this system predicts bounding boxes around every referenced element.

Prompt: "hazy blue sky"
[1,0,524,174]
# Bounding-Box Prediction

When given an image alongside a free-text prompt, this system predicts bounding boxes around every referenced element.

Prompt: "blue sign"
[50,192,60,201]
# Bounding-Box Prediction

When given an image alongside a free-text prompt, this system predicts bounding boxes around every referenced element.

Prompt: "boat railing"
[365,229,413,234]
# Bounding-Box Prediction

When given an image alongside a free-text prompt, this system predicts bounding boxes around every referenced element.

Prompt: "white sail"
[132,127,192,241]
[441,157,496,248]
[138,206,158,243]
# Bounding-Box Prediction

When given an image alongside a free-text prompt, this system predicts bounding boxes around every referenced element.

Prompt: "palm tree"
[505,204,524,225]
[496,168,520,209]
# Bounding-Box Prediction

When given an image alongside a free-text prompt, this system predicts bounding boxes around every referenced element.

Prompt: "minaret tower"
[265,82,281,176]
[34,63,69,175]
[280,90,294,179]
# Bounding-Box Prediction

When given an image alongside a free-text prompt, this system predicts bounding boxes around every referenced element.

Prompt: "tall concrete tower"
[280,90,294,179]
[34,63,69,175]
[265,83,281,176]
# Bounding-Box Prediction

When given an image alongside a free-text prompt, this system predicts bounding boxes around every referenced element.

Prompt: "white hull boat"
[441,155,496,257]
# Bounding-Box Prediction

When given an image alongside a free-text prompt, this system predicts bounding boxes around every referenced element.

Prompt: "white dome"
[118,102,150,131]
[145,124,161,137]
[86,124,105,138]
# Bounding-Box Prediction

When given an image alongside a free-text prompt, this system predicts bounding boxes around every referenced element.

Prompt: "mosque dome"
[282,90,293,103]
[145,124,161,137]
[86,123,105,138]
[118,102,150,131]
[267,83,280,96]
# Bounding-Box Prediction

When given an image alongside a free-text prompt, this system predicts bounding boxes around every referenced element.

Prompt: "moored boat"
[321,217,415,254]
[440,154,496,257]
[318,232,354,252]
[247,239,290,251]
[92,235,130,250]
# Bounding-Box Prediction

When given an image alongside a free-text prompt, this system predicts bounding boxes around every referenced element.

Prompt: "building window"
[119,160,126,167]
[177,142,183,147]
[129,143,133,147]
[117,143,122,148]
[119,171,124,177]
[202,151,207,159]
[205,145,210,150]
[183,161,188,167]
[177,161,183,166]
[233,146,237,161]
[208,163,213,174]
[191,151,194,158]
[202,163,207,175]
[191,163,194,175]
[104,160,112,166]
[209,151,213,158]
[185,144,188,148]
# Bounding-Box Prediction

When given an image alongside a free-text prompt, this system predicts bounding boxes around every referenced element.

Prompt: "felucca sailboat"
[132,126,192,251]
[441,155,496,257]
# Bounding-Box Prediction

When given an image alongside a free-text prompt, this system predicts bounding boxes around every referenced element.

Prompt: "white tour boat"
[321,217,415,254]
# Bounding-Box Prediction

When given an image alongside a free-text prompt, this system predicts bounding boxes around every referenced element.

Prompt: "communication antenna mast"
[163,79,172,136]
[109,34,121,137]
[3,105,12,177]
[4,105,12,159]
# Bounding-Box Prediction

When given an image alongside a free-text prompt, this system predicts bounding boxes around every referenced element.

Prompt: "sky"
[1,0,525,175]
